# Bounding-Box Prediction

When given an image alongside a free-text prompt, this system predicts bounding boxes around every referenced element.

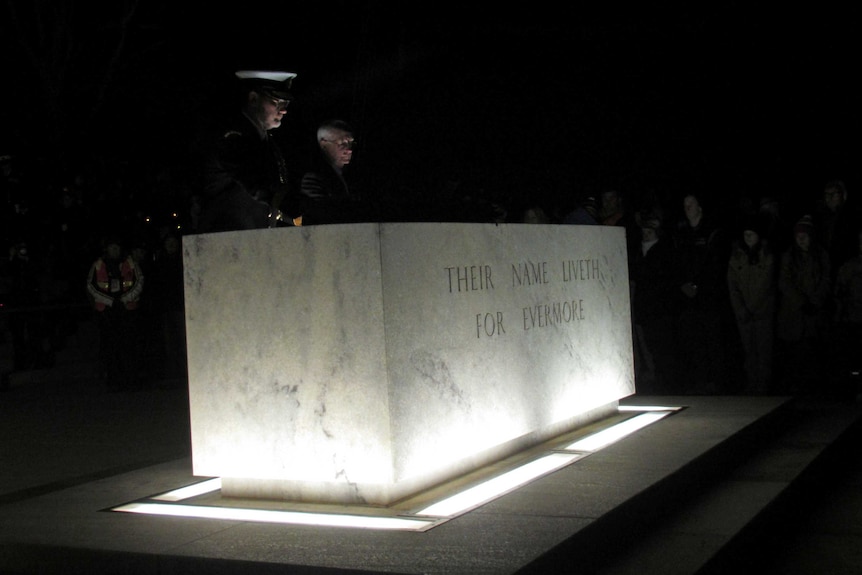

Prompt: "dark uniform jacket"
[196,114,292,233]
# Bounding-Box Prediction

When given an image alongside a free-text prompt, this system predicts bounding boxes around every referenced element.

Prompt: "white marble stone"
[183,223,635,504]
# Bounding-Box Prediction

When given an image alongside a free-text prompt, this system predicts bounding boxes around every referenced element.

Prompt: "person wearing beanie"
[815,180,862,283]
[727,213,776,394]
[629,209,679,394]
[776,213,832,393]
[794,214,816,237]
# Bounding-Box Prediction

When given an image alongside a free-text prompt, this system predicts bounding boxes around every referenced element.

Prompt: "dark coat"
[674,217,731,309]
[630,237,679,324]
[298,152,365,225]
[777,244,832,342]
[195,114,292,233]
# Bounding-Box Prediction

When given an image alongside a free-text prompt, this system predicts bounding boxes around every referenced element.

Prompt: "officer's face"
[251,91,288,131]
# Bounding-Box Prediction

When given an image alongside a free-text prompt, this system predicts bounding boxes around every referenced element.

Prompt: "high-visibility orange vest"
[91,256,141,311]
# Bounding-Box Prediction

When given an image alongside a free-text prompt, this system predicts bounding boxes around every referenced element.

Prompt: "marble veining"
[183,223,635,504]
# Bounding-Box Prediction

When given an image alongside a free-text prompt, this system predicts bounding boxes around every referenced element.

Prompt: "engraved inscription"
[446,255,604,338]
[522,300,585,331]
[446,265,494,293]
[476,312,506,338]
[562,258,600,282]
[511,261,548,286]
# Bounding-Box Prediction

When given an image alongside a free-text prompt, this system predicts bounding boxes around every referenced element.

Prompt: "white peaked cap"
[235,70,297,82]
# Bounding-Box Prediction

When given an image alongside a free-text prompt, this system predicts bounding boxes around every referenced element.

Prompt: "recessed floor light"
[110,406,680,530]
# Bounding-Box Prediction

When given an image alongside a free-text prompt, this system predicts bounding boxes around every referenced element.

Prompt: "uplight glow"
[152,478,222,501]
[618,405,683,412]
[112,407,678,530]
[566,411,670,452]
[415,452,582,517]
[114,502,434,531]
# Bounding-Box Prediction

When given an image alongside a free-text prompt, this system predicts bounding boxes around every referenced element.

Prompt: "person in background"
[86,236,144,390]
[600,188,640,260]
[521,205,550,224]
[129,237,158,384]
[758,195,791,258]
[149,233,187,385]
[832,229,862,399]
[195,70,301,233]
[3,240,51,372]
[599,189,626,226]
[673,193,734,394]
[562,194,600,225]
[775,215,832,395]
[629,209,679,394]
[814,180,862,283]
[298,119,365,225]
[727,214,777,394]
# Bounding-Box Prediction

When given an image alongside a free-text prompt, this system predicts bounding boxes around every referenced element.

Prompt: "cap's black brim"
[264,90,292,100]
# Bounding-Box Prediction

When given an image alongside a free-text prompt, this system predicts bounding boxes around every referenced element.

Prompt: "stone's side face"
[380,223,634,485]
[182,223,634,505]
[183,226,392,485]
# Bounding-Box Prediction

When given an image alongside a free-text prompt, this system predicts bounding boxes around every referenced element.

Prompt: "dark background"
[2,2,859,227]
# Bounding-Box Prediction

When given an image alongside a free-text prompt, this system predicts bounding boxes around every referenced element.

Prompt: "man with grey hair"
[298,119,366,225]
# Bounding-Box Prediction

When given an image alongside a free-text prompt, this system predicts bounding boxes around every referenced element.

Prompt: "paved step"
[585,397,862,575]
[3,392,857,574]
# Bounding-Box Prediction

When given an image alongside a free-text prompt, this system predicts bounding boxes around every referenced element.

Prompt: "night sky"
[2,3,860,222]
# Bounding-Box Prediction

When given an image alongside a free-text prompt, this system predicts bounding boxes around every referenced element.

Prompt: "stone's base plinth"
[183,223,634,505]
[219,402,619,504]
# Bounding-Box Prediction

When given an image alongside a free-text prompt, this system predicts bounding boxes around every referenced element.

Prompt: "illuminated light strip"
[112,407,679,529]
[566,411,671,452]
[113,502,434,531]
[414,409,675,518]
[618,404,683,412]
[415,452,582,517]
[152,478,222,501]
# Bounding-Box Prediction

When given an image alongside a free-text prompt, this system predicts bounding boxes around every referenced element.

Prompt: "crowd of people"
[2,66,861,398]
[561,181,862,399]
[2,173,858,399]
